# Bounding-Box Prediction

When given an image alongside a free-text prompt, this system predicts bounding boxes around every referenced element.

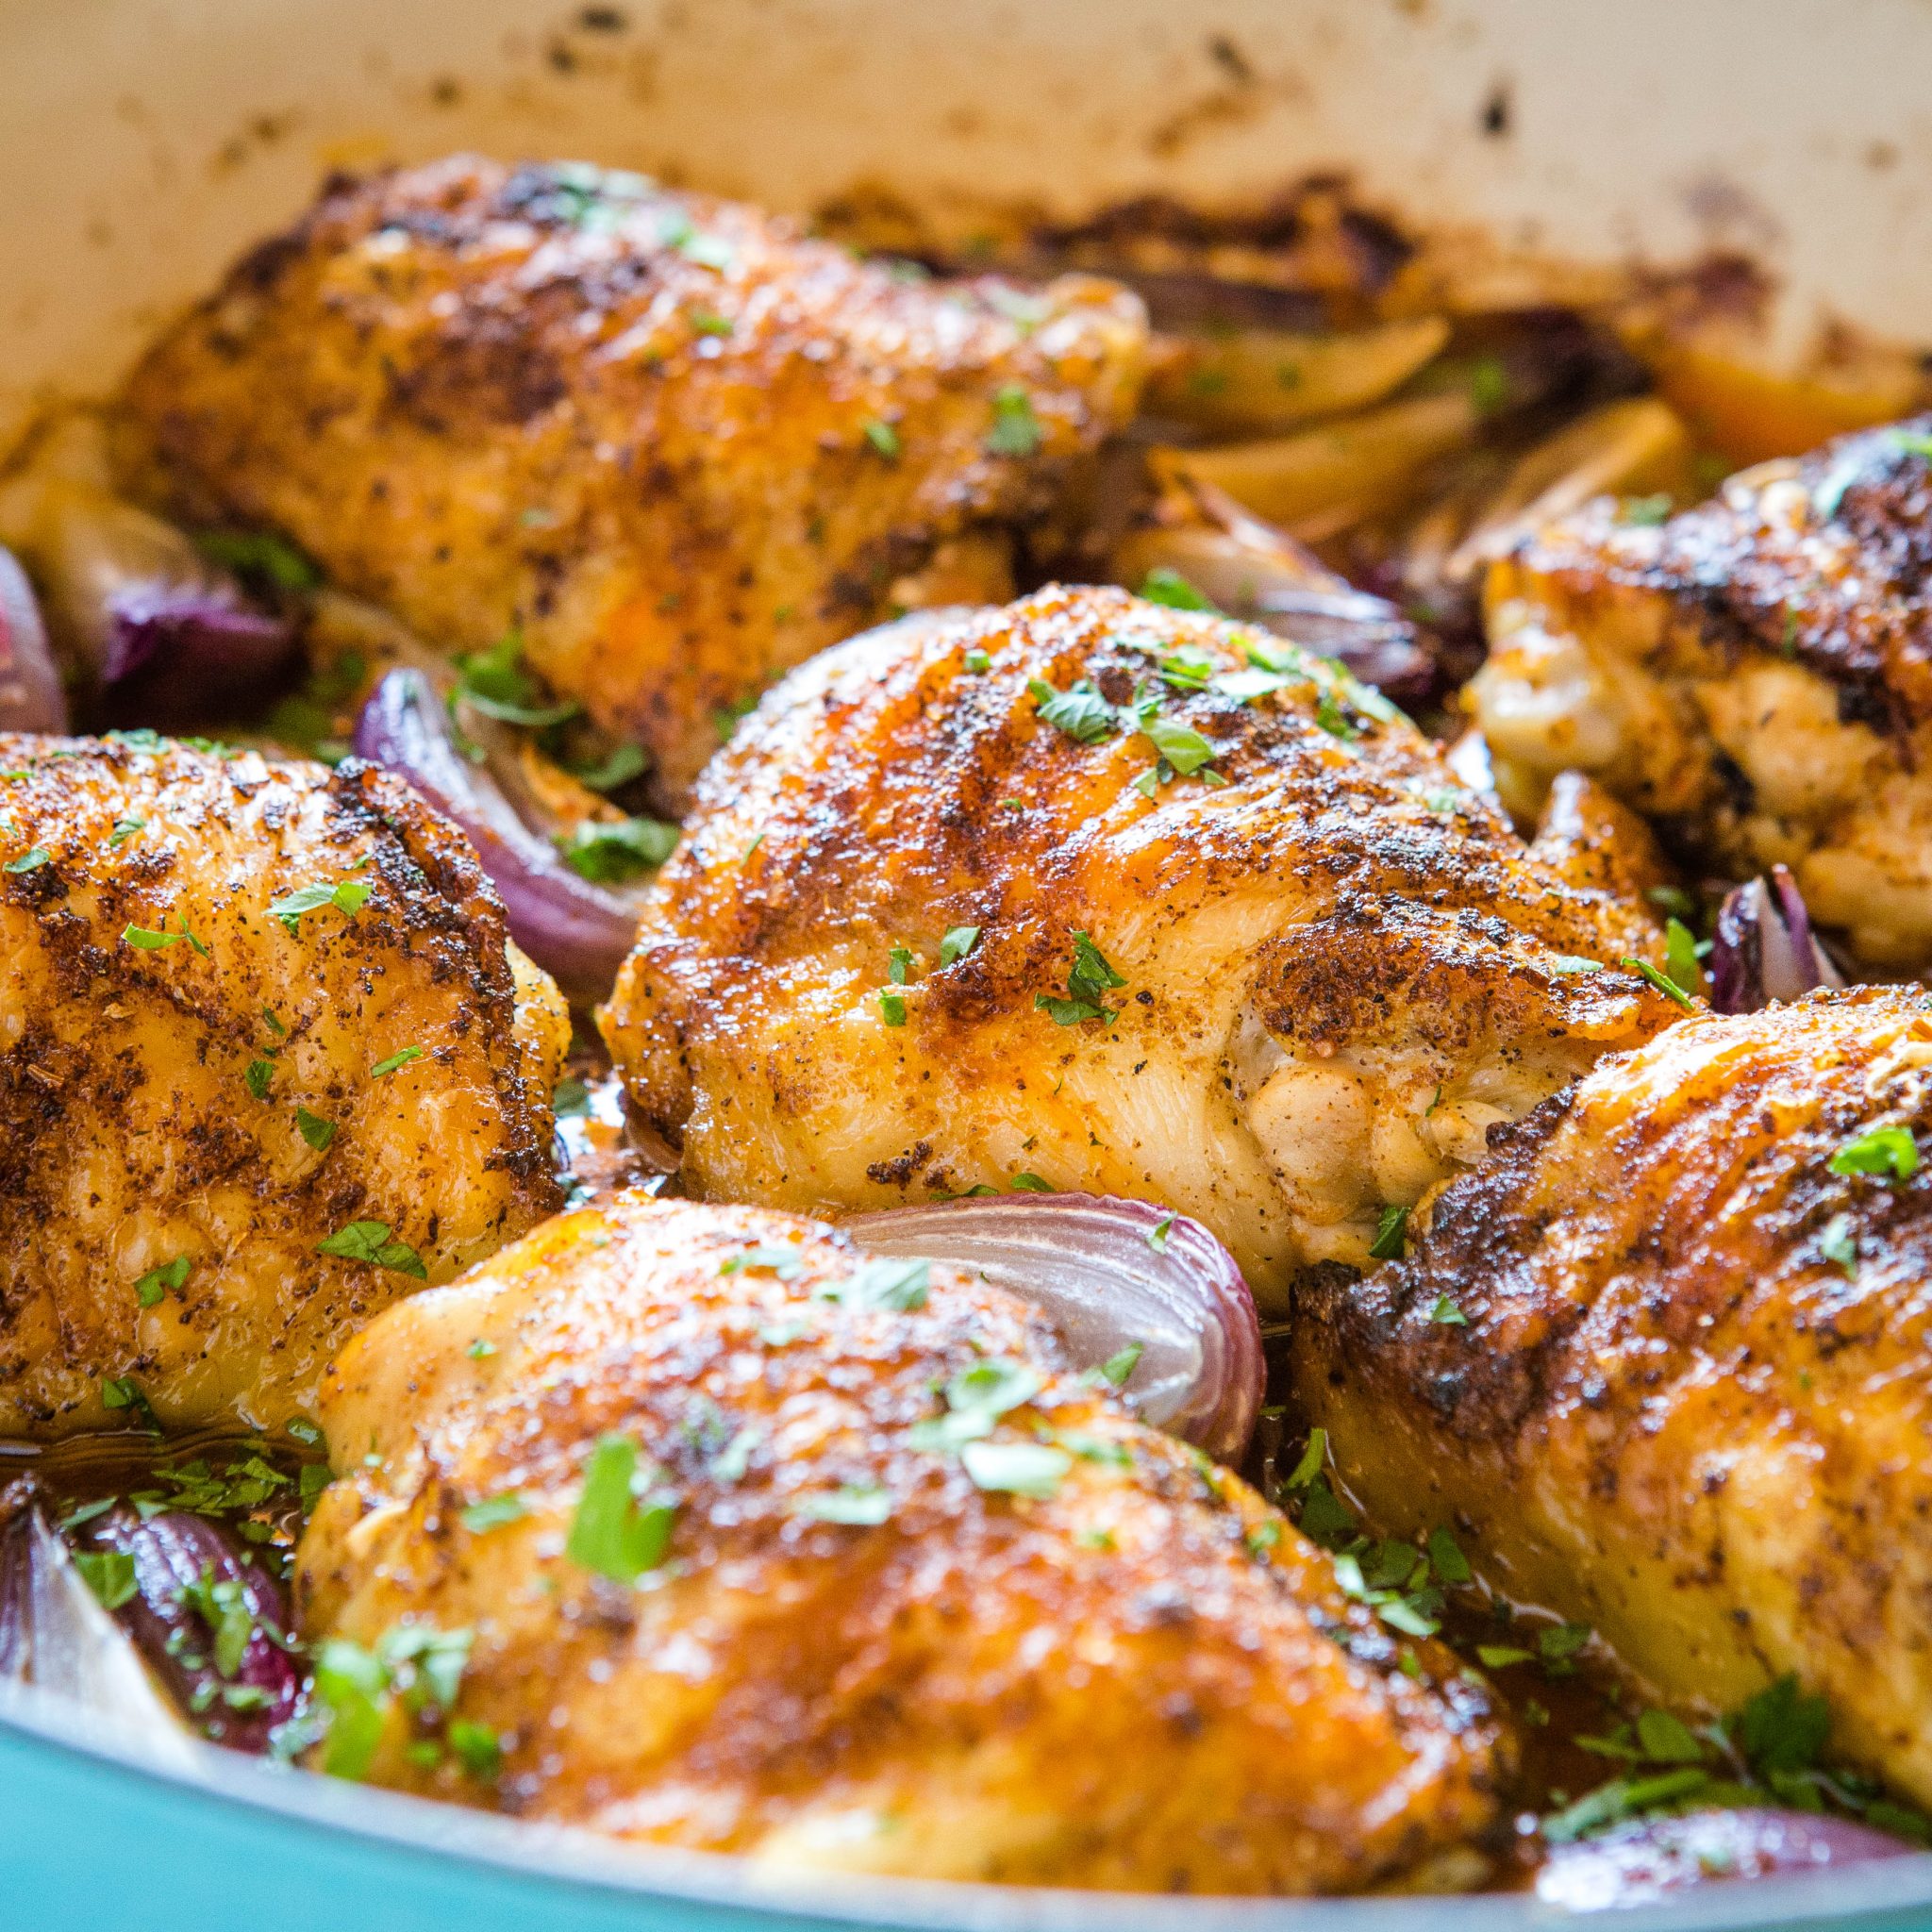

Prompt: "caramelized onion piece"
[0,544,65,732]
[852,1193,1263,1463]
[1709,867,1846,1013]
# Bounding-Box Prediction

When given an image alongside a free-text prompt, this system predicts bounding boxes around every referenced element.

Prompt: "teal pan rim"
[7,1684,1932,1932]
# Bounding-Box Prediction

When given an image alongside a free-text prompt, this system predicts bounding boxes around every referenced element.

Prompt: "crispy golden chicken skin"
[1294,987,1932,1807]
[0,733,566,1437]
[600,586,1676,1305]
[295,1191,1507,1892]
[1474,417,1932,966]
[116,156,1148,802]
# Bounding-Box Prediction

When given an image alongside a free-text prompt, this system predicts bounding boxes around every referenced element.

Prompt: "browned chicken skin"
[601,585,1677,1305]
[1294,987,1932,1808]
[0,734,566,1436]
[1474,416,1932,966]
[116,156,1148,801]
[296,1190,1507,1891]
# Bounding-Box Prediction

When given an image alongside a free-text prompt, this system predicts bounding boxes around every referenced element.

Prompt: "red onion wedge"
[1709,866,1846,1014]
[353,667,649,1003]
[1537,1807,1916,1911]
[0,544,66,732]
[0,1481,193,1766]
[80,1506,300,1754]
[850,1193,1263,1463]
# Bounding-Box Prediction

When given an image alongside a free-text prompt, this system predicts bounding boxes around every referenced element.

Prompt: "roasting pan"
[5,1,1932,1924]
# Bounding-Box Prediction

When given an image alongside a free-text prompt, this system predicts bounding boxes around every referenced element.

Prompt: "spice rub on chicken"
[115,156,1150,803]
[1474,416,1932,968]
[0,732,567,1438]
[599,585,1679,1307]
[295,1191,1508,1893]
[1294,987,1932,1810]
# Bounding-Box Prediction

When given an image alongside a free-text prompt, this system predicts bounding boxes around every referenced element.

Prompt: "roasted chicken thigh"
[117,157,1149,801]
[296,1190,1507,1892]
[0,734,566,1436]
[1295,987,1932,1808]
[601,586,1677,1304]
[1474,418,1932,967]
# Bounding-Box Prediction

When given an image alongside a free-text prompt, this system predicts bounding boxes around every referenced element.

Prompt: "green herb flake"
[557,815,679,883]
[1008,1171,1054,1192]
[1818,1211,1859,1276]
[1092,1341,1143,1390]
[1282,1427,1327,1491]
[720,1244,806,1279]
[1476,1644,1534,1669]
[269,877,373,937]
[863,419,901,460]
[193,528,321,592]
[1146,1214,1174,1255]
[1548,955,1605,974]
[1137,567,1219,613]
[134,1255,192,1308]
[316,1220,427,1278]
[244,1058,275,1101]
[1427,1526,1472,1586]
[1036,928,1127,1028]
[1369,1203,1408,1261]
[566,1433,676,1583]
[960,1439,1071,1499]
[962,649,991,674]
[1427,1294,1469,1327]
[4,845,49,874]
[452,629,581,728]
[796,1484,893,1525]
[1664,917,1707,998]
[1027,676,1118,746]
[567,742,649,792]
[877,989,908,1026]
[370,1045,425,1079]
[108,817,146,848]
[460,1493,528,1535]
[985,385,1042,458]
[1624,956,1696,1009]
[295,1108,338,1153]
[75,1549,138,1611]
[1830,1123,1919,1183]
[939,924,980,968]
[824,1257,930,1313]
[447,1719,502,1779]
[465,1339,497,1359]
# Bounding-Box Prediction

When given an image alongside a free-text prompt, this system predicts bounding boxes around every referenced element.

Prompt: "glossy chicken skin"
[1474,417,1932,966]
[296,1191,1507,1892]
[601,586,1677,1306]
[0,734,566,1436]
[1295,988,1932,1807]
[117,156,1148,801]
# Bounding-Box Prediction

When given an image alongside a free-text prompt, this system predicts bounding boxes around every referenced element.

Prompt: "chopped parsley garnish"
[1426,1526,1471,1585]
[447,1720,503,1779]
[1663,917,1707,997]
[909,1357,1042,1454]
[1028,675,1117,744]
[4,845,49,874]
[720,1244,805,1278]
[134,1255,192,1308]
[316,1220,427,1278]
[1548,954,1604,974]
[887,944,913,985]
[822,1257,930,1313]
[459,1493,528,1534]
[552,1075,591,1117]
[985,385,1042,458]
[100,1375,159,1433]
[689,309,733,336]
[1091,1341,1144,1390]
[1818,1211,1859,1276]
[465,1339,497,1359]
[939,924,980,967]
[963,649,991,674]
[1137,567,1218,613]
[1467,356,1510,415]
[796,1484,893,1525]
[557,815,679,882]
[862,419,901,460]
[1620,492,1674,526]
[244,1058,275,1101]
[1369,1203,1408,1261]
[1008,1171,1054,1191]
[1136,706,1220,779]
[295,1108,337,1153]
[1146,1215,1174,1255]
[177,1565,258,1677]
[370,1045,425,1078]
[877,988,908,1025]
[1427,1294,1469,1327]
[566,1433,676,1583]
[193,528,321,593]
[453,630,580,728]
[1623,956,1695,1009]
[122,921,209,957]
[269,877,371,936]
[287,1416,325,1448]
[1477,1644,1535,1669]
[1538,1621,1594,1673]
[108,817,147,847]
[960,1439,1071,1499]
[1282,1427,1327,1491]
[1036,928,1126,1026]
[1830,1123,1918,1182]
[567,742,649,792]
[75,1550,139,1610]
